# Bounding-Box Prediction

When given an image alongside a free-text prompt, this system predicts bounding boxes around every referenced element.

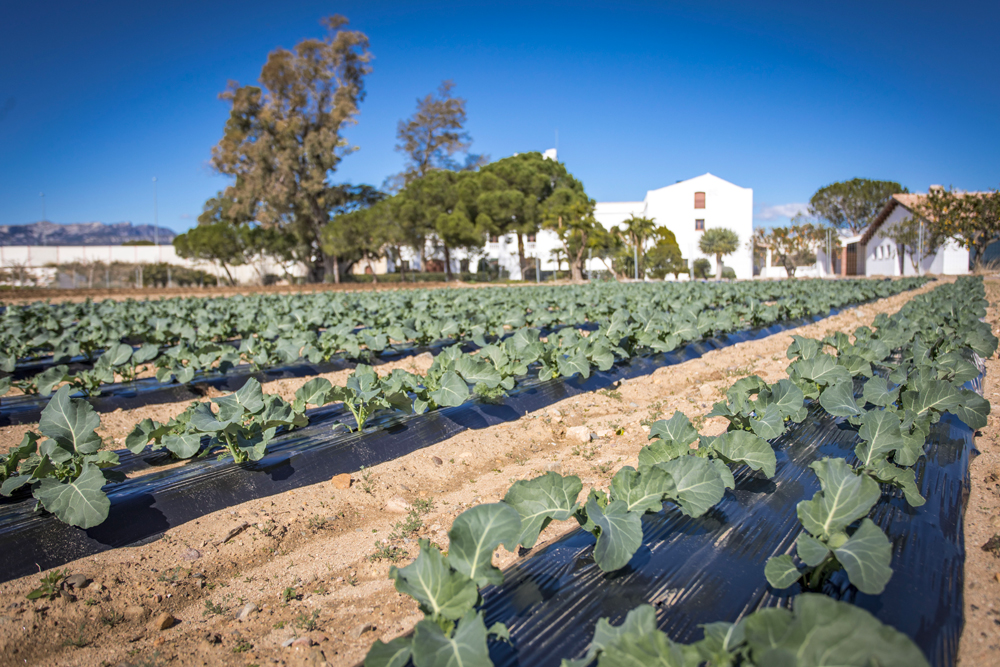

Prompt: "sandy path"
[957,277,1000,665]
[0,280,944,667]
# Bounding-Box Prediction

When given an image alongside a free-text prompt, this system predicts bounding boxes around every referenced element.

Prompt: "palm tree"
[618,215,658,278]
[698,227,740,280]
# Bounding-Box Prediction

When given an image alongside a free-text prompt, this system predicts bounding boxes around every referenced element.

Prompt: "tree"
[698,227,740,280]
[917,186,1000,269]
[541,184,598,283]
[391,80,487,191]
[753,218,833,277]
[645,228,686,279]
[393,170,484,281]
[881,210,943,274]
[549,246,568,276]
[209,15,372,282]
[809,178,907,234]
[618,215,658,279]
[478,152,581,279]
[173,223,243,285]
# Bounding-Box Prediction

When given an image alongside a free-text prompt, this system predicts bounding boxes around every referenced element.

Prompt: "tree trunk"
[897,244,905,276]
[220,263,236,286]
[443,244,453,281]
[517,232,526,281]
[367,253,378,284]
[331,254,341,284]
[715,254,723,280]
[570,243,587,283]
[420,242,428,273]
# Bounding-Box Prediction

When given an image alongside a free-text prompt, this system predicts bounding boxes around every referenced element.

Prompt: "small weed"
[281,587,299,603]
[233,640,253,654]
[313,583,329,595]
[307,515,328,530]
[359,466,376,495]
[389,510,422,540]
[203,599,225,616]
[368,544,407,562]
[294,609,321,632]
[157,566,184,583]
[101,610,125,627]
[273,621,286,630]
[346,574,358,586]
[27,569,64,601]
[63,627,89,648]
[599,389,623,401]
[592,461,614,475]
[84,598,99,607]
[412,498,435,514]
[255,520,276,537]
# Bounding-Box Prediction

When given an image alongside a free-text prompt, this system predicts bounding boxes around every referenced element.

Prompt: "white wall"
[864,206,969,276]
[0,245,308,285]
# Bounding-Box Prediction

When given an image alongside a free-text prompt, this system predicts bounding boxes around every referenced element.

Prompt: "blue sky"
[1,0,998,233]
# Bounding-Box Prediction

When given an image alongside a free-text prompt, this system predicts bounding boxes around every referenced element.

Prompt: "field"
[0,276,994,667]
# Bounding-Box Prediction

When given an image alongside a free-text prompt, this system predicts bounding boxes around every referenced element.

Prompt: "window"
[695,219,705,231]
[527,233,536,243]
[489,235,498,243]
[694,192,706,209]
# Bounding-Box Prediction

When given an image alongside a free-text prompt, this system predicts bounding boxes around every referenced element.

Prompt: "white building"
[401,169,754,280]
[594,173,754,279]
[857,193,968,276]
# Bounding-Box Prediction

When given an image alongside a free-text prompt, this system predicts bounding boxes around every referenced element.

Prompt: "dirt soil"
[957,276,1000,665]
[0,278,979,667]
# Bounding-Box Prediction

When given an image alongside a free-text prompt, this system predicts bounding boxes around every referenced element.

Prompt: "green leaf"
[818,381,861,417]
[36,365,69,396]
[162,433,202,459]
[709,430,776,478]
[1,474,32,496]
[411,611,492,667]
[749,403,785,440]
[764,554,802,589]
[38,385,102,454]
[901,380,960,417]
[454,356,502,389]
[609,466,675,513]
[954,389,990,430]
[364,637,412,667]
[787,335,821,361]
[867,461,926,507]
[833,518,893,595]
[744,594,930,667]
[447,503,521,586]
[132,343,159,365]
[854,410,902,467]
[430,372,470,408]
[389,540,479,621]
[795,354,852,387]
[104,342,133,367]
[862,376,899,408]
[33,463,110,528]
[190,402,232,432]
[561,604,660,667]
[656,455,726,517]
[293,378,333,410]
[584,498,643,572]
[637,440,691,469]
[215,378,265,421]
[503,472,582,548]
[796,532,831,567]
[767,379,807,423]
[648,411,699,448]
[797,458,880,538]
[557,351,591,379]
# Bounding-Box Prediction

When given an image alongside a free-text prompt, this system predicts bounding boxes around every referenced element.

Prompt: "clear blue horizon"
[2,0,997,234]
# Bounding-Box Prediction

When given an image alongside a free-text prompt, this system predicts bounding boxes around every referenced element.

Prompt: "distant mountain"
[0,221,176,246]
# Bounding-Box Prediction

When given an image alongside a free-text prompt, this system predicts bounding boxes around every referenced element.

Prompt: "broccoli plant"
[765,457,893,595]
[0,386,122,528]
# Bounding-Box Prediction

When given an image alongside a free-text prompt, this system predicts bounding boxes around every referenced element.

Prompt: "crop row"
[358,276,994,667]
[0,279,922,401]
[0,277,929,529]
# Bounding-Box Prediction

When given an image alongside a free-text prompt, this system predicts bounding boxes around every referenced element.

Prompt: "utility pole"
[918,219,923,276]
[535,256,540,283]
[152,177,158,246]
[633,243,639,280]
